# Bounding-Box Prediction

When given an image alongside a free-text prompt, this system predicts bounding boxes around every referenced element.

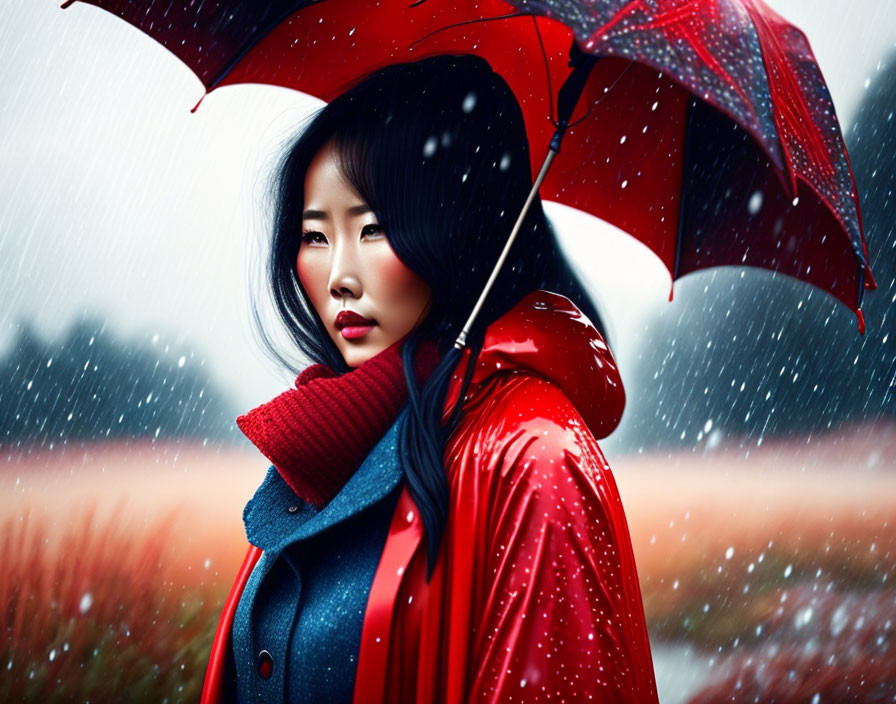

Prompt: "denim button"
[258,649,273,679]
[287,505,299,514]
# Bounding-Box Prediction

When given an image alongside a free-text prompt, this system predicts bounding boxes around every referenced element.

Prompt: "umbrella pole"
[454,44,599,350]
[454,151,556,349]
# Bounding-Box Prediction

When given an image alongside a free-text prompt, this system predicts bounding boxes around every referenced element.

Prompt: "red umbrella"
[61,0,876,332]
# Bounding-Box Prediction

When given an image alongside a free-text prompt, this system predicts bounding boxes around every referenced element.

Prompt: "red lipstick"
[335,310,376,340]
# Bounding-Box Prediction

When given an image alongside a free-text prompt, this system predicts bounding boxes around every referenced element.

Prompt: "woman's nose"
[328,242,362,300]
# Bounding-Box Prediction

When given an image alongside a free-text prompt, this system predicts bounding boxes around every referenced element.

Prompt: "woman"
[201,54,658,703]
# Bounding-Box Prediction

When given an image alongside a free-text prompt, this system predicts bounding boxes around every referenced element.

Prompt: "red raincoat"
[201,290,658,703]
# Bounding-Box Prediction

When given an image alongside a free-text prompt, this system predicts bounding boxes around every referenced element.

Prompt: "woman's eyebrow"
[302,204,371,220]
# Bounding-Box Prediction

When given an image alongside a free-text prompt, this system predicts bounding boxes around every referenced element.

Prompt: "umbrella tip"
[190,92,206,114]
[865,264,877,290]
[668,283,674,303]
[60,0,75,7]
[856,308,866,336]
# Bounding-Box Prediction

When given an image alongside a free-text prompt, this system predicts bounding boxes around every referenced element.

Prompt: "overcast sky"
[2,0,895,412]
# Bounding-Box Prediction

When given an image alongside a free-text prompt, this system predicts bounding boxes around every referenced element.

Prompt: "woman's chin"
[338,336,390,369]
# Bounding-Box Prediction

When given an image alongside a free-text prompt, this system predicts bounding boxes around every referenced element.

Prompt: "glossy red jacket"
[201,290,658,703]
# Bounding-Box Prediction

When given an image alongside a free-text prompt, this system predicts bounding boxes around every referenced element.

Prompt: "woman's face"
[298,142,432,368]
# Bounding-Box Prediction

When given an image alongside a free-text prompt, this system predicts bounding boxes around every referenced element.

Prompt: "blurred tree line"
[621,53,896,452]
[0,317,238,447]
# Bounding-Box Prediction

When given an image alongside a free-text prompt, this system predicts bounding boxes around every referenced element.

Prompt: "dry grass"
[686,584,896,703]
[0,504,221,702]
[1,442,261,703]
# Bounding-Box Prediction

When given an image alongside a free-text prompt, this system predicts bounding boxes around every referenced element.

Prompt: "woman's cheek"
[370,249,431,327]
[296,250,329,314]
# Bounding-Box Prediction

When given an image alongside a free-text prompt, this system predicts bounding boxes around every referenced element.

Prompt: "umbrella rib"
[408,11,530,51]
[203,5,306,93]
[673,98,695,286]
[530,15,557,127]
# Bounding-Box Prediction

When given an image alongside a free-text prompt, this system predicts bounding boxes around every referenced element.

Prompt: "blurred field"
[2,420,895,702]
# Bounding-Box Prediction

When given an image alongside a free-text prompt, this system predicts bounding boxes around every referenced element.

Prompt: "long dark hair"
[255,54,607,579]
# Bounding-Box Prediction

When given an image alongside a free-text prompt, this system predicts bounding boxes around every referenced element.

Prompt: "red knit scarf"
[236,338,440,508]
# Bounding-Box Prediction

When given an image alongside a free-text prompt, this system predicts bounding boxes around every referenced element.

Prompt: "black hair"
[255,54,607,579]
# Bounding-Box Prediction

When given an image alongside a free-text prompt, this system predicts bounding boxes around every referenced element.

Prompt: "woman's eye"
[361,224,386,239]
[300,230,327,246]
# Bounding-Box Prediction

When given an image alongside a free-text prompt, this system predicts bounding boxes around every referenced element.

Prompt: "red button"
[257,650,273,679]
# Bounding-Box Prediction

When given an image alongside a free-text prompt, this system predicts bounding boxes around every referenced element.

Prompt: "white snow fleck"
[748,190,763,215]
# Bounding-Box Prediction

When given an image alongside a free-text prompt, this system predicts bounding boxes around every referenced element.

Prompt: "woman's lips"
[340,324,375,340]
[335,311,377,340]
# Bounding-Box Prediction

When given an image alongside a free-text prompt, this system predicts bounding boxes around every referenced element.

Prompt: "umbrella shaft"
[454,149,557,349]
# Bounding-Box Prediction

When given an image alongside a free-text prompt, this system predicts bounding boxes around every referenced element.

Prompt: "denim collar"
[242,410,405,555]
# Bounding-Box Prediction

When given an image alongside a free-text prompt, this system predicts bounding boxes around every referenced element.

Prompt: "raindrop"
[79,592,93,613]
[178,356,186,368]
[423,136,438,158]
[462,92,477,113]
[499,153,511,171]
[725,547,734,560]
[831,604,848,636]
[748,190,763,215]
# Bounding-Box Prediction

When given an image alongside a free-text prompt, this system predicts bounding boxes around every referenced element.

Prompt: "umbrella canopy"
[61,0,875,331]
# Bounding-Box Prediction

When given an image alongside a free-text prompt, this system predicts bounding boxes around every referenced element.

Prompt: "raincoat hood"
[446,289,625,439]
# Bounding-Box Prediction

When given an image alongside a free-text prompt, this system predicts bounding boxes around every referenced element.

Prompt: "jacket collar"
[445,289,625,439]
[243,411,405,553]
